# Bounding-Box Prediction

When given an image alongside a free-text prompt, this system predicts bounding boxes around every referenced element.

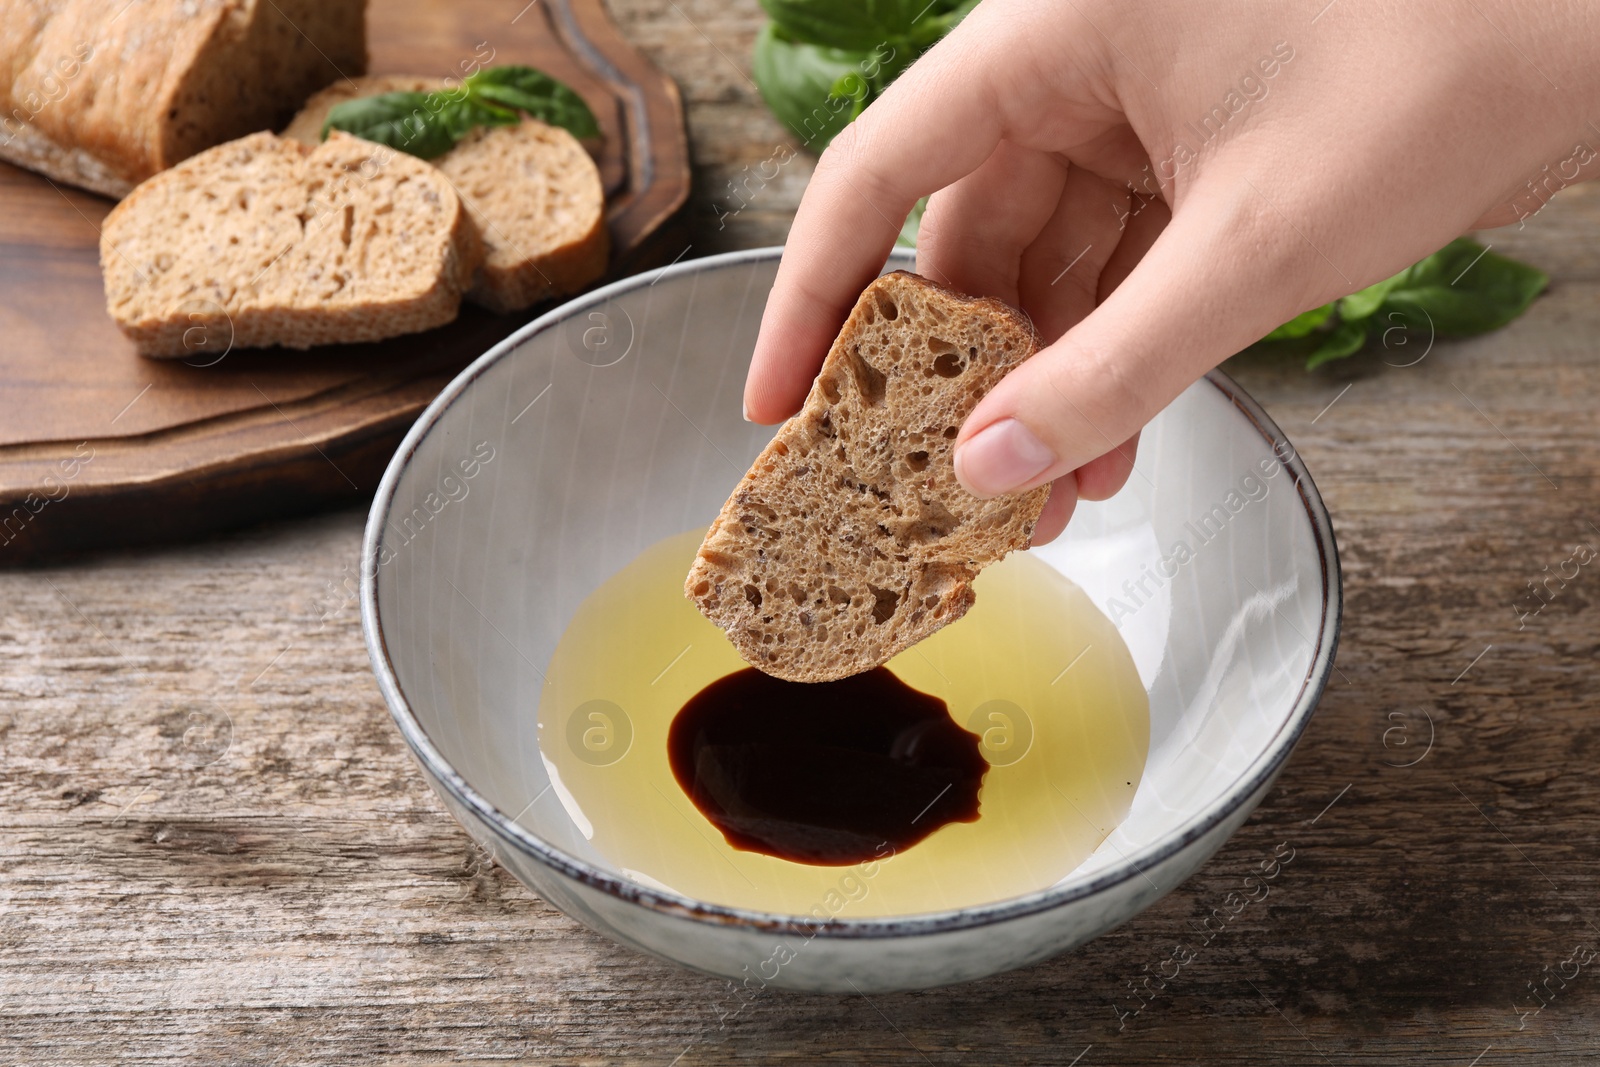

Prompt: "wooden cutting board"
[0,0,689,565]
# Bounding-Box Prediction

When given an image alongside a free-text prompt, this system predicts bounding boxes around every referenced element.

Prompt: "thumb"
[953,176,1331,498]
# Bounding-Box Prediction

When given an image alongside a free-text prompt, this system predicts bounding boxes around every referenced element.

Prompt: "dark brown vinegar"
[537,529,1149,918]
[668,666,986,865]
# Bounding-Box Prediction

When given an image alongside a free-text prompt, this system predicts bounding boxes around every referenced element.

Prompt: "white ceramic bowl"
[360,247,1341,993]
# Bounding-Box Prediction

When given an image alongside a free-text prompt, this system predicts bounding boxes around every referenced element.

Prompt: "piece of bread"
[285,75,609,312]
[439,120,609,313]
[0,0,366,198]
[685,271,1052,683]
[100,130,482,357]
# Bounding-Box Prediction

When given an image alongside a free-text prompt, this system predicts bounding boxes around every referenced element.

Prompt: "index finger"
[741,27,1007,424]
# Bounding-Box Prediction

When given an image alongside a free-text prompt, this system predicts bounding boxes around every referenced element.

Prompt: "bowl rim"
[360,245,1343,939]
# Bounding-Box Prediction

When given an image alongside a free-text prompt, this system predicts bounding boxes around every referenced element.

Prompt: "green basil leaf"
[909,0,980,45]
[916,0,977,15]
[752,23,867,149]
[759,0,926,50]
[1374,238,1548,335]
[1338,273,1403,321]
[1385,237,1467,289]
[1262,303,1333,341]
[322,91,459,159]
[434,95,517,140]
[321,66,599,161]
[467,65,600,139]
[828,70,872,121]
[1305,317,1368,369]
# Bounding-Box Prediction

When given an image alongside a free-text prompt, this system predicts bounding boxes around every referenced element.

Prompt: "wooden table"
[4,2,1599,1062]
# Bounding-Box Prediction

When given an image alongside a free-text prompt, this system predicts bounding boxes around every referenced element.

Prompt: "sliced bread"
[100,130,482,357]
[285,76,609,313]
[685,271,1052,683]
[1,0,366,197]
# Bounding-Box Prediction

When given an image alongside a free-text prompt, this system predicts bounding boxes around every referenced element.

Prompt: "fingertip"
[741,373,800,425]
[953,417,1058,498]
[1028,474,1078,547]
[742,325,806,424]
[1074,432,1141,501]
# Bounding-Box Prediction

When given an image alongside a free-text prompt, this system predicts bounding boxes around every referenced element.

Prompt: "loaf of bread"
[285,75,608,313]
[686,271,1052,683]
[100,131,482,356]
[0,0,366,198]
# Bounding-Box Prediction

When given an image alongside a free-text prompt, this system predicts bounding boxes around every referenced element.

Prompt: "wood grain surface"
[4,1,1600,1063]
[0,0,689,564]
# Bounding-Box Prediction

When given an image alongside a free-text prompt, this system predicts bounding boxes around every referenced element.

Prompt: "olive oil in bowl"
[537,529,1149,919]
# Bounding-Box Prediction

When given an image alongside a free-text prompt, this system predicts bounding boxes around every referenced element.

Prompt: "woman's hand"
[742,0,1599,543]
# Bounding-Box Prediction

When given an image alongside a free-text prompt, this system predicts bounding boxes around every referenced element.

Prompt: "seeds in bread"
[100,130,482,357]
[685,271,1052,683]
[286,76,609,312]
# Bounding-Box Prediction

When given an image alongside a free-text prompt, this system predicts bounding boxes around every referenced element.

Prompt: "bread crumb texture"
[99,131,482,357]
[686,271,1051,682]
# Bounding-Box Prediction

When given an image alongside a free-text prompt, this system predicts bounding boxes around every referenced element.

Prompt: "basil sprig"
[321,65,600,160]
[752,0,972,151]
[1255,238,1549,368]
[752,0,973,246]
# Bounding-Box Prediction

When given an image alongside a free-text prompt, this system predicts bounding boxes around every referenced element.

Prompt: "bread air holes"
[743,584,762,609]
[844,344,886,406]
[821,376,841,404]
[692,580,711,597]
[873,290,898,320]
[868,584,900,624]
[978,504,1016,530]
[906,450,929,472]
[924,337,966,378]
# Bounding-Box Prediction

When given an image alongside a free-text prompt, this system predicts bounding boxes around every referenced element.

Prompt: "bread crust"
[1,0,365,195]
[686,271,1052,682]
[0,120,133,198]
[100,131,482,357]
